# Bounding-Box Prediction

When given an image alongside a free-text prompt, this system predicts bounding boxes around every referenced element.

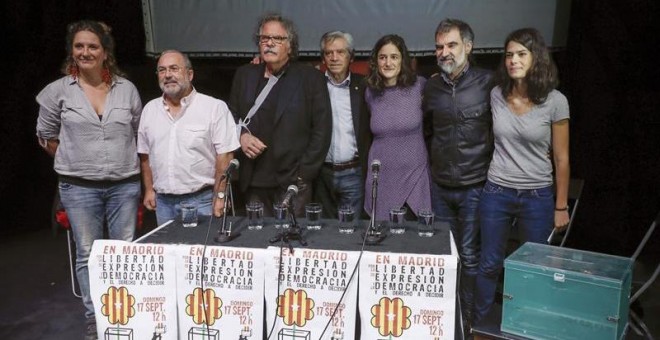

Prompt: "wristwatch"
[216,192,226,199]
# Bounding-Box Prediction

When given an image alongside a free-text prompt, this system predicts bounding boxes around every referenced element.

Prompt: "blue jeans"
[314,165,364,218]
[58,179,140,320]
[431,181,482,319]
[474,180,554,322]
[155,187,213,225]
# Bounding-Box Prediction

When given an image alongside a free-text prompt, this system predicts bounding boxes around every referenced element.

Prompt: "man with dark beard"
[138,50,240,225]
[422,18,494,336]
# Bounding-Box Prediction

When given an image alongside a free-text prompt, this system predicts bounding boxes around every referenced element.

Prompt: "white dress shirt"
[138,89,240,194]
[325,72,358,163]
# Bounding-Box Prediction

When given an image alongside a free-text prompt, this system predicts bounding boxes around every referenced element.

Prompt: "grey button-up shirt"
[36,75,142,181]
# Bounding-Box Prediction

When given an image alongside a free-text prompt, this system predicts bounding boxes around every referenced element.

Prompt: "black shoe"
[464,318,474,340]
[462,310,474,340]
[84,320,97,340]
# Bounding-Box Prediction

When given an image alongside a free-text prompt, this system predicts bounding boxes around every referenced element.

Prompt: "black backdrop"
[4,1,658,260]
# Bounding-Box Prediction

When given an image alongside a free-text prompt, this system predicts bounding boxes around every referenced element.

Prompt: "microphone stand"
[229,180,236,217]
[215,175,240,243]
[365,171,385,245]
[269,200,307,249]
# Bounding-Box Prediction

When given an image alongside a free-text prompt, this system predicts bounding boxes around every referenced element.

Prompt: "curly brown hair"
[366,34,417,94]
[61,20,124,79]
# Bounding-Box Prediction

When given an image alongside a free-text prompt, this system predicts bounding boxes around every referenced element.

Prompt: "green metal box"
[502,242,633,340]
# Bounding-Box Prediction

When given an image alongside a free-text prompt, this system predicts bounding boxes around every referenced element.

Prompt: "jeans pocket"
[470,186,484,197]
[58,182,73,191]
[482,181,501,194]
[532,186,553,198]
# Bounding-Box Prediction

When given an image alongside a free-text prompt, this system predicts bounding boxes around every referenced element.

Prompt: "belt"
[158,185,213,197]
[324,158,360,171]
[59,174,141,188]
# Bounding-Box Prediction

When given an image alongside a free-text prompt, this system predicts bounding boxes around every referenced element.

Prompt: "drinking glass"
[273,203,290,229]
[305,203,323,230]
[246,201,264,230]
[389,207,407,234]
[337,205,355,234]
[417,209,435,237]
[181,203,198,228]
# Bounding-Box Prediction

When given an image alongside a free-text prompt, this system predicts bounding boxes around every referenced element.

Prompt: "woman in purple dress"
[363,34,431,221]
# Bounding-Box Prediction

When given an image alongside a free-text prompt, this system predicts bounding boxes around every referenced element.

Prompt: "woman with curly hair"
[474,28,570,322]
[363,34,431,221]
[35,20,142,339]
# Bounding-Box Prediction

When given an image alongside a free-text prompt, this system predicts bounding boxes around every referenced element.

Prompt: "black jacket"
[347,73,372,179]
[423,66,494,187]
[229,62,332,191]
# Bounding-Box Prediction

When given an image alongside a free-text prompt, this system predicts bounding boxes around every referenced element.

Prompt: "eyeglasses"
[156,65,184,75]
[256,34,289,45]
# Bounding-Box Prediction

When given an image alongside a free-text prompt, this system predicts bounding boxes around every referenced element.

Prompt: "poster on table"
[175,245,265,340]
[359,251,458,340]
[264,246,361,340]
[89,240,178,340]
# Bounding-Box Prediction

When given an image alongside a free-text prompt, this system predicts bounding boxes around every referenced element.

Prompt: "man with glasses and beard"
[138,50,240,225]
[422,18,494,336]
[229,13,331,217]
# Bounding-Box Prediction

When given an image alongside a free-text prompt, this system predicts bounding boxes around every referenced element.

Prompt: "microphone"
[280,185,299,208]
[222,159,240,179]
[371,159,381,178]
[215,159,242,243]
[366,159,385,244]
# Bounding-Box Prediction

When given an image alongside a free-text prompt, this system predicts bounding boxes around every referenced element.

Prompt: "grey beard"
[162,83,189,101]
[438,62,455,75]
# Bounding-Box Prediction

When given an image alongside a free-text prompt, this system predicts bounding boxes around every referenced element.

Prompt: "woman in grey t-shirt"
[474,28,570,322]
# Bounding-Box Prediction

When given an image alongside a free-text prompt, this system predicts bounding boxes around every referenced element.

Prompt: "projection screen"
[142,0,571,57]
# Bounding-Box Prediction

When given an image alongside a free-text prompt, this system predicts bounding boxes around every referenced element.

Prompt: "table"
[136,215,453,255]
[89,216,458,339]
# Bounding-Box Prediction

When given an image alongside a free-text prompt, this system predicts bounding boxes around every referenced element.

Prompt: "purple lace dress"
[364,76,431,220]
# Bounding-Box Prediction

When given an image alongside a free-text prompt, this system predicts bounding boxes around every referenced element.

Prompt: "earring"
[68,63,79,80]
[102,66,112,85]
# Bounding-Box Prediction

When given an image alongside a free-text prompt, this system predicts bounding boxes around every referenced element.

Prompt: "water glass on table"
[273,203,290,229]
[389,207,407,234]
[305,203,323,230]
[337,205,356,234]
[180,203,198,228]
[417,209,435,237]
[246,201,264,230]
